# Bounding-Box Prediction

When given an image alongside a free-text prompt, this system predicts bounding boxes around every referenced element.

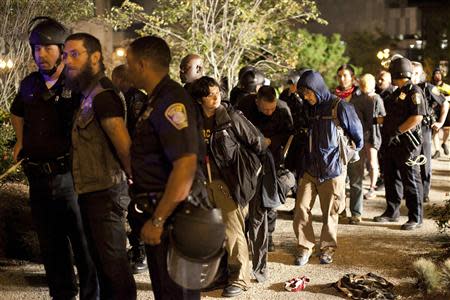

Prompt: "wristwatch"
[151,216,165,228]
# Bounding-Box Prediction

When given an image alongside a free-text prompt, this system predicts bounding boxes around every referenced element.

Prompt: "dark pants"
[145,232,201,300]
[28,172,98,300]
[127,201,144,248]
[347,150,365,217]
[420,126,432,199]
[78,182,136,300]
[267,208,277,237]
[247,180,269,283]
[383,146,423,223]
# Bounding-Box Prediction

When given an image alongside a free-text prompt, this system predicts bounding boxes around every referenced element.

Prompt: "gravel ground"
[0,155,449,300]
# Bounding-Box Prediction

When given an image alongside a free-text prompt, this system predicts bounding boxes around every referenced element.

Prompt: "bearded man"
[63,32,137,300]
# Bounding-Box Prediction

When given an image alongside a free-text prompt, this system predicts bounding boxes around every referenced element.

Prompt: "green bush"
[0,109,25,183]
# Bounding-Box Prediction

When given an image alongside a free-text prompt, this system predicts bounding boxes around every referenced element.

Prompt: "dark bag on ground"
[333,273,396,300]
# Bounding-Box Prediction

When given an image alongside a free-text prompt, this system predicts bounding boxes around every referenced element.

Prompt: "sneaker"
[400,220,423,230]
[349,216,362,225]
[364,188,376,200]
[373,214,399,223]
[319,247,335,264]
[432,151,441,159]
[442,143,449,155]
[128,245,148,274]
[294,251,311,266]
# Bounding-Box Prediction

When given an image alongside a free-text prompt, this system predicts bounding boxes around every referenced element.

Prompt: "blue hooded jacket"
[298,70,363,182]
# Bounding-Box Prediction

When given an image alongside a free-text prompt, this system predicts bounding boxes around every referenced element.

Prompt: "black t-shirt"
[10,71,80,160]
[131,76,200,192]
[201,114,222,181]
[92,90,125,120]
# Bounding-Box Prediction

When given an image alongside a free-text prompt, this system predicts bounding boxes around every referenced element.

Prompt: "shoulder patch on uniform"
[412,93,422,105]
[431,86,441,96]
[165,103,188,130]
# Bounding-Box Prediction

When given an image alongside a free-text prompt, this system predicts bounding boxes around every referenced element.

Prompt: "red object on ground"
[284,276,310,292]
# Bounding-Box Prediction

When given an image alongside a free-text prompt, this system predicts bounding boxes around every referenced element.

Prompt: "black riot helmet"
[389,57,413,80]
[287,70,301,85]
[239,69,265,93]
[167,205,226,290]
[28,16,68,75]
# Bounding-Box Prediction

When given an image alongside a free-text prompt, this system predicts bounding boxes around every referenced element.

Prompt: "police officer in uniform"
[10,17,98,300]
[64,33,137,299]
[126,36,202,300]
[411,61,449,203]
[374,57,426,230]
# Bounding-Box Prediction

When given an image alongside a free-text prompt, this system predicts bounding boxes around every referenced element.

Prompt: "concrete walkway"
[1,154,449,299]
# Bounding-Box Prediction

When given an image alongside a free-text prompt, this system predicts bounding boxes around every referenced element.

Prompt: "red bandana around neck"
[335,85,355,100]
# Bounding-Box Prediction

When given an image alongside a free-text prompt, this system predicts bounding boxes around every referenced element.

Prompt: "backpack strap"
[321,97,342,129]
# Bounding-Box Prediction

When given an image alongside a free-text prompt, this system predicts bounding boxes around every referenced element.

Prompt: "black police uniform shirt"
[131,76,200,193]
[10,71,80,161]
[383,81,427,139]
[418,82,446,120]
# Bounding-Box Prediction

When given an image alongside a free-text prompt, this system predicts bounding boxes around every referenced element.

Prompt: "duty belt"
[129,189,163,215]
[23,153,71,176]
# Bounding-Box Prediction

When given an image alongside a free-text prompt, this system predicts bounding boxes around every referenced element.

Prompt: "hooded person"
[292,70,363,266]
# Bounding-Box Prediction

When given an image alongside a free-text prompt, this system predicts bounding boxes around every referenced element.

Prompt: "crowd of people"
[9,16,450,300]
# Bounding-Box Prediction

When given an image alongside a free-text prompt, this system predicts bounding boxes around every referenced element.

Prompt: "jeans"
[78,181,136,300]
[28,171,98,300]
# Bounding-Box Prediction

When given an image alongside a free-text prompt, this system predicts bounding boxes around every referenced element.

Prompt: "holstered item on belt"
[422,115,436,127]
[129,189,162,217]
[23,153,71,177]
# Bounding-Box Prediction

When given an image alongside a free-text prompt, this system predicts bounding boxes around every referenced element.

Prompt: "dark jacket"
[298,71,364,182]
[236,94,293,166]
[207,104,268,206]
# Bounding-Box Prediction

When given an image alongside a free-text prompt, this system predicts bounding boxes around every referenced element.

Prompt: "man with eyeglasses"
[63,32,137,299]
[10,17,98,300]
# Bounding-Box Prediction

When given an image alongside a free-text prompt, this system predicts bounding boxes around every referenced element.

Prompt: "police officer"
[230,66,265,106]
[411,61,449,203]
[374,57,427,230]
[10,17,98,300]
[64,33,137,299]
[126,36,202,300]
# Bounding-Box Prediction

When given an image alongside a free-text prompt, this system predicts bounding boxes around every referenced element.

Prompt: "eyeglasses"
[62,50,87,60]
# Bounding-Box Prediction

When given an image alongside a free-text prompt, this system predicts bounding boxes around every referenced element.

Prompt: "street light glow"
[377,51,384,60]
[6,59,13,69]
[116,48,125,57]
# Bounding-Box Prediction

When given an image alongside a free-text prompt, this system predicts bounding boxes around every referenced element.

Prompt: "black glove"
[388,129,402,146]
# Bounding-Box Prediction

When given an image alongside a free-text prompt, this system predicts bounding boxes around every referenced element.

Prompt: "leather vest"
[72,80,126,194]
